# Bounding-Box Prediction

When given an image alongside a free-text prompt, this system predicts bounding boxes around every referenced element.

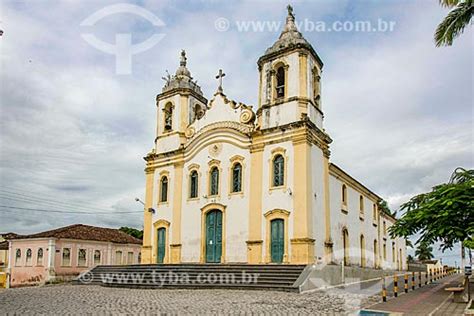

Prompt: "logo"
[80,3,165,74]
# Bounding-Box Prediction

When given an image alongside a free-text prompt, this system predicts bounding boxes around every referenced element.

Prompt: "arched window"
[94,250,101,265]
[26,248,32,266]
[272,154,284,187]
[392,242,396,263]
[160,176,168,202]
[210,166,219,196]
[383,242,387,260]
[313,67,321,106]
[342,229,349,266]
[163,102,173,132]
[359,195,364,214]
[342,184,347,205]
[360,235,365,267]
[372,203,377,221]
[275,66,285,98]
[37,248,43,266]
[231,163,242,193]
[15,249,21,266]
[189,170,199,198]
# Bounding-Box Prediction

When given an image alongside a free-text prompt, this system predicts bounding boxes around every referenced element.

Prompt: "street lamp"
[135,197,155,214]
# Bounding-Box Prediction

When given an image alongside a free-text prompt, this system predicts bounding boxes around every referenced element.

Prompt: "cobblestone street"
[0,284,379,315]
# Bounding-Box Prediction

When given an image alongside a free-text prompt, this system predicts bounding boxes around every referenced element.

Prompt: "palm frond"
[435,0,474,46]
[439,0,461,8]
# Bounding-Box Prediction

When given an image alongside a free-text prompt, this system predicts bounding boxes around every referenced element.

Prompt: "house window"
[94,250,101,265]
[359,195,364,214]
[392,242,396,263]
[313,68,321,107]
[373,203,377,221]
[210,166,219,196]
[383,243,387,260]
[231,163,242,193]
[360,235,366,267]
[163,102,173,132]
[275,66,285,98]
[62,248,71,266]
[138,252,142,263]
[189,170,198,198]
[26,248,32,266]
[342,184,347,205]
[15,249,21,266]
[115,250,122,265]
[383,221,387,235]
[127,252,134,264]
[78,249,87,266]
[160,176,169,202]
[272,154,284,187]
[37,248,43,266]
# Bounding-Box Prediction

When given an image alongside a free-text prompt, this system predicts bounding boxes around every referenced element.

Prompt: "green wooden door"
[206,210,222,263]
[157,227,166,264]
[271,219,284,263]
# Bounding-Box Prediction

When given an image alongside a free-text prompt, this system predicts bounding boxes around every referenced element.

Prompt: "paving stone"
[0,284,380,315]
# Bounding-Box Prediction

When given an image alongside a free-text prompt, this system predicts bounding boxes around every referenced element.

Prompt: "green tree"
[434,0,473,46]
[415,242,434,260]
[119,226,143,240]
[389,168,474,251]
[378,200,397,217]
[407,254,415,263]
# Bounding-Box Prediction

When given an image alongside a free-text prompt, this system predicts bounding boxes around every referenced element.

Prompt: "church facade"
[141,7,407,270]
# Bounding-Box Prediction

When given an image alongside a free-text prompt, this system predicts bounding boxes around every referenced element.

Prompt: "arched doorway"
[205,209,222,263]
[270,219,284,263]
[374,239,378,268]
[360,235,366,267]
[157,227,166,264]
[342,229,349,266]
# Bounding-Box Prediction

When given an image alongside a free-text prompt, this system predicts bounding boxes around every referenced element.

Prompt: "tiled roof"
[0,241,8,250]
[1,232,20,240]
[10,224,142,245]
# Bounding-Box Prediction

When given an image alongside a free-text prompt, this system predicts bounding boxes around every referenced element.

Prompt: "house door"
[270,219,284,263]
[157,227,166,264]
[206,210,222,263]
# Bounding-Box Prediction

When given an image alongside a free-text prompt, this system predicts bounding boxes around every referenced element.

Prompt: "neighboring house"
[0,233,18,272]
[140,6,408,270]
[7,224,142,287]
[422,260,443,274]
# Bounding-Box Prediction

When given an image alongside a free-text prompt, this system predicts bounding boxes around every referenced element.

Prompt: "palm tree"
[434,0,473,46]
[415,243,434,261]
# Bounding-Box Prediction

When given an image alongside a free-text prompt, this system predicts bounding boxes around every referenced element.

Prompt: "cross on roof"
[215,69,226,93]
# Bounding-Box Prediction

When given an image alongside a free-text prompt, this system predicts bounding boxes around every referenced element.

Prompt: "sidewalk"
[366,274,466,316]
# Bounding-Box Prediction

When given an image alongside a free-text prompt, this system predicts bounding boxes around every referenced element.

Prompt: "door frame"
[153,219,170,264]
[200,203,226,263]
[264,209,289,263]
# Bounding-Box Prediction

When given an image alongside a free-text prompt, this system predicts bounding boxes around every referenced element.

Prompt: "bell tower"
[155,50,208,153]
[257,5,324,130]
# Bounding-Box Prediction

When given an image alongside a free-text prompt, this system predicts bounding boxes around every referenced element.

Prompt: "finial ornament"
[180,49,187,67]
[215,69,226,93]
[287,4,294,18]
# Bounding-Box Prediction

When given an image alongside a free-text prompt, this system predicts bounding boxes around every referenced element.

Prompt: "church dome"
[161,50,203,95]
[258,5,323,67]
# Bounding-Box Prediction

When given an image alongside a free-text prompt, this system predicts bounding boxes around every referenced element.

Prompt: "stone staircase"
[73,264,307,292]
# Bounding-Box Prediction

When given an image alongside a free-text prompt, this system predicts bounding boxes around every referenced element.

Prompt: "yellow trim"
[323,156,333,262]
[298,52,308,118]
[200,203,226,263]
[268,147,288,192]
[264,209,290,263]
[207,159,222,198]
[141,169,155,264]
[171,162,183,263]
[153,219,170,264]
[247,144,264,263]
[228,155,245,197]
[180,95,188,132]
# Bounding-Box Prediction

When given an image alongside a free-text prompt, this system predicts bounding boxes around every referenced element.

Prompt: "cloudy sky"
[0,0,472,265]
